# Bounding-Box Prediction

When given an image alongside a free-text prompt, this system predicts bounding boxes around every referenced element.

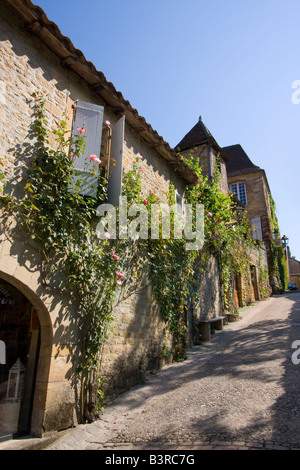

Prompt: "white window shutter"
[71,101,104,196]
[107,116,125,206]
[252,217,263,241]
[175,190,184,215]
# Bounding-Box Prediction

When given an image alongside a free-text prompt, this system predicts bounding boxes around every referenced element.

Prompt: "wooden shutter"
[71,101,104,196]
[107,116,125,206]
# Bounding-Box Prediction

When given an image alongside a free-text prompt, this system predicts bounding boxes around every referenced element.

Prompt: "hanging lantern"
[6,358,26,401]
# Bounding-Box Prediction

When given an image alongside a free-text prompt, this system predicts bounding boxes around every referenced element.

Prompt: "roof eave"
[4,0,199,184]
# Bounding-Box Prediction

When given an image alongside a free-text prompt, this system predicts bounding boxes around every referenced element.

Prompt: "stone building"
[0,0,198,438]
[223,144,286,294]
[176,120,271,311]
[223,144,273,245]
[289,257,300,289]
[0,0,276,441]
[176,116,229,194]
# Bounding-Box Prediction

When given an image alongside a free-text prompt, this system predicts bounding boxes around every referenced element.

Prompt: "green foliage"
[269,244,288,292]
[258,250,270,298]
[10,95,120,422]
[122,163,198,361]
[0,96,267,423]
[0,158,7,192]
[269,192,280,237]
[182,153,255,291]
[268,193,288,292]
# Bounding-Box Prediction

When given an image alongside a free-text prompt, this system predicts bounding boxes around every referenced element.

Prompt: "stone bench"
[198,316,225,342]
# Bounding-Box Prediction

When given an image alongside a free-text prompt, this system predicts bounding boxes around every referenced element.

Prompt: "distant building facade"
[176,119,271,310]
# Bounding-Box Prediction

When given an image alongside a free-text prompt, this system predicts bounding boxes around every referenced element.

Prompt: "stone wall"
[100,282,173,401]
[179,144,228,193]
[228,170,273,244]
[291,275,300,289]
[236,244,270,308]
[289,257,300,276]
[0,7,186,433]
[192,254,224,344]
[289,258,300,289]
[0,219,78,436]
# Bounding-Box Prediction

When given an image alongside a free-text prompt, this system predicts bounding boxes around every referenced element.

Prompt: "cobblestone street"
[1,291,300,451]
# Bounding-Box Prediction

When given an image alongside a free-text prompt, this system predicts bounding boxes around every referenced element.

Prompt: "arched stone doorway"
[0,273,53,440]
[0,278,40,439]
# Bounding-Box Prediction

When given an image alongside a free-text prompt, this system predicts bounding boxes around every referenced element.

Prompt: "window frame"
[230,182,247,206]
[70,101,125,204]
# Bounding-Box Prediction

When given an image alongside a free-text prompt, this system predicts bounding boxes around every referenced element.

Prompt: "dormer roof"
[223,144,260,176]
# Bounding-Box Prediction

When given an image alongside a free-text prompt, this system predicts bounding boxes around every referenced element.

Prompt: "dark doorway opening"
[0,278,40,440]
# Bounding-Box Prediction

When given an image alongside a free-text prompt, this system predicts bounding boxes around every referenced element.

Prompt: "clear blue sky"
[36,0,300,260]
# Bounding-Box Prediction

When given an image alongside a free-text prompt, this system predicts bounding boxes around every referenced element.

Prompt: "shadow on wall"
[193,255,223,322]
[0,216,81,433]
[99,256,170,403]
[1,4,91,200]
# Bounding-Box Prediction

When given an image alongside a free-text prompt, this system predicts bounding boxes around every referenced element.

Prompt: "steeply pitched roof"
[175,117,212,151]
[175,117,229,161]
[223,144,260,176]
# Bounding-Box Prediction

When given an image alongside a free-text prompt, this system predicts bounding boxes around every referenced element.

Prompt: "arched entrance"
[0,278,40,439]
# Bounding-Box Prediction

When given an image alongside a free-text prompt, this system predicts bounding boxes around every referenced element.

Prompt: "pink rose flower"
[137,154,143,160]
[89,154,101,164]
[116,279,122,286]
[70,152,77,158]
[116,271,125,278]
[104,232,110,240]
[138,169,143,173]
[77,127,86,135]
[105,120,111,126]
[207,212,213,217]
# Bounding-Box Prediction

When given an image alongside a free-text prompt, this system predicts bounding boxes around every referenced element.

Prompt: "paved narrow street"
[1,291,300,451]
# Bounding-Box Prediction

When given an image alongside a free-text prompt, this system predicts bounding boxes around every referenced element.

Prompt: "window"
[251,217,263,241]
[230,182,247,205]
[71,100,125,204]
[71,101,104,197]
